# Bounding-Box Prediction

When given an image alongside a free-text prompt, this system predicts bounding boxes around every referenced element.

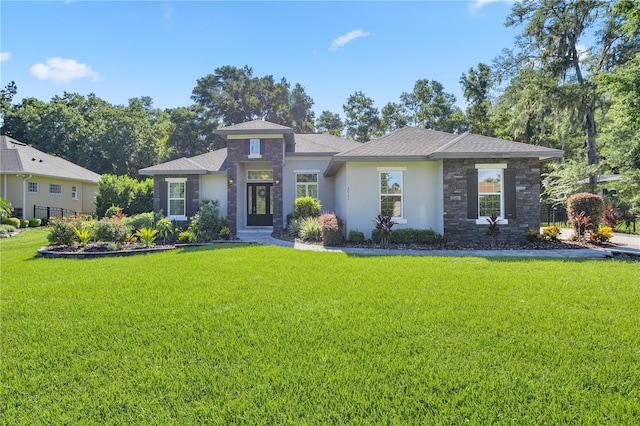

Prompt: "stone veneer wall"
[226,138,284,232]
[443,158,542,243]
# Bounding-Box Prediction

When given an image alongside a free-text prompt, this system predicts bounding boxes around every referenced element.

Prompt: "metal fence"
[540,204,568,225]
[33,205,82,223]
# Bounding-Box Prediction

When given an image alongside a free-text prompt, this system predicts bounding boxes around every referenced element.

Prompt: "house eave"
[139,169,209,176]
[0,170,100,184]
[428,152,564,160]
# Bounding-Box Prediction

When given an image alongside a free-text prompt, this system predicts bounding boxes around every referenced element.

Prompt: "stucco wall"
[1,174,97,219]
[443,158,542,243]
[282,157,334,218]
[340,161,444,239]
[200,174,228,217]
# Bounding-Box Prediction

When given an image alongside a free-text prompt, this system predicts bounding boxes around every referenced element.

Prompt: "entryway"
[247,183,273,226]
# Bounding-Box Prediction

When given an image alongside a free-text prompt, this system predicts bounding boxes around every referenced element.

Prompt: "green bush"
[178,230,196,243]
[124,212,155,231]
[155,217,175,244]
[348,230,365,244]
[219,226,231,240]
[526,229,542,242]
[293,197,321,219]
[135,227,159,247]
[0,224,17,234]
[95,174,154,218]
[298,217,322,241]
[2,217,21,228]
[28,218,42,227]
[104,205,123,218]
[371,228,445,245]
[0,197,12,219]
[191,199,229,242]
[47,217,82,246]
[287,218,302,237]
[567,192,605,228]
[94,217,132,243]
[19,219,29,228]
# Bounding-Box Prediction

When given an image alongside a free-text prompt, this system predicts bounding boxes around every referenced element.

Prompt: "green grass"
[2,229,639,424]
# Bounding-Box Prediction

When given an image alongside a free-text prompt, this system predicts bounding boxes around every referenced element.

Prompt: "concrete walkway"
[236,229,631,259]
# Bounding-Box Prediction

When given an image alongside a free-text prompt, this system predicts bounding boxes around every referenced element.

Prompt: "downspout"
[19,174,32,220]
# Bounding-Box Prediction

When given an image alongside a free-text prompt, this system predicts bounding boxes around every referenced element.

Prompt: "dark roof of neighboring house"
[139,148,228,175]
[324,127,564,176]
[0,135,101,183]
[578,174,621,184]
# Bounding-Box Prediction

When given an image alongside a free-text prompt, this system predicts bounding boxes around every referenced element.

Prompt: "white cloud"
[29,57,101,83]
[470,0,518,13]
[576,44,588,61]
[330,29,372,51]
[0,52,11,62]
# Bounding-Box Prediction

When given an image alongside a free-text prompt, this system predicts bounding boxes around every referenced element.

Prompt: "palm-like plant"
[135,227,159,247]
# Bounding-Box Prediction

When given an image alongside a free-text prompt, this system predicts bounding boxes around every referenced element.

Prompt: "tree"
[381,102,409,133]
[460,63,494,136]
[343,91,381,142]
[165,106,220,160]
[289,83,315,133]
[0,81,17,129]
[316,110,344,136]
[504,0,639,190]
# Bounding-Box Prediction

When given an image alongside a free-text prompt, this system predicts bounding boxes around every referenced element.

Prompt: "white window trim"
[475,164,508,225]
[295,170,319,199]
[49,184,62,196]
[71,185,78,200]
[248,138,262,159]
[379,169,406,224]
[28,182,38,194]
[167,178,187,221]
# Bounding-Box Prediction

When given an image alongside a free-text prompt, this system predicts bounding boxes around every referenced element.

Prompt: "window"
[28,182,38,193]
[249,139,261,158]
[168,179,186,219]
[296,173,318,199]
[71,186,78,200]
[379,171,403,218]
[247,170,273,181]
[49,184,62,195]
[478,169,502,218]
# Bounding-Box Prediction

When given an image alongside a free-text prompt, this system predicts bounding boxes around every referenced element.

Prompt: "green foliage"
[18,219,28,229]
[75,228,93,246]
[343,90,382,142]
[542,160,599,207]
[348,230,365,244]
[0,197,12,219]
[93,217,132,243]
[315,110,343,136]
[191,199,229,242]
[0,224,16,234]
[124,212,155,232]
[218,226,231,241]
[155,217,175,244]
[287,218,302,237]
[589,225,614,244]
[178,230,196,243]
[293,197,321,220]
[28,218,41,227]
[95,175,154,218]
[135,227,159,247]
[47,217,81,246]
[298,217,322,242]
[460,63,494,136]
[542,225,560,241]
[566,192,605,227]
[2,217,20,228]
[526,229,542,242]
[104,205,123,218]
[371,228,445,245]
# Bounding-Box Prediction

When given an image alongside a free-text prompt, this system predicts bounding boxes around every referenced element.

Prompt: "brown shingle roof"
[0,135,101,183]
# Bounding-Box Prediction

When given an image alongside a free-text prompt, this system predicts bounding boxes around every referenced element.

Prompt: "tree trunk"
[585,106,598,193]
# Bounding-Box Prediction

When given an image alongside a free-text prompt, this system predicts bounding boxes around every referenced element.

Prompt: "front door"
[247,183,273,226]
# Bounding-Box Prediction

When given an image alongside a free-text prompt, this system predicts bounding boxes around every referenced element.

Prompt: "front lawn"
[2,229,639,424]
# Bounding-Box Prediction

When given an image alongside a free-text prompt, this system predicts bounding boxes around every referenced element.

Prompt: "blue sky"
[1,1,520,119]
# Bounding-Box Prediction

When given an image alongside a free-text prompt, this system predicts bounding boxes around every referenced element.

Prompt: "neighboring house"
[0,135,101,220]
[140,120,563,243]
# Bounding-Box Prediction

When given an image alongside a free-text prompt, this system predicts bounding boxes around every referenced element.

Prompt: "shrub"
[47,217,81,246]
[571,211,591,242]
[319,213,342,246]
[293,197,321,219]
[486,213,500,246]
[75,228,93,246]
[0,197,12,219]
[372,228,445,245]
[191,199,229,242]
[567,193,604,228]
[94,217,132,243]
[0,224,16,234]
[28,218,42,227]
[155,217,175,244]
[95,174,154,218]
[135,227,159,247]
[348,230,365,244]
[372,212,395,245]
[104,205,124,218]
[542,225,560,241]
[125,212,155,231]
[603,205,621,228]
[287,218,302,237]
[526,229,542,242]
[298,217,322,241]
[19,219,29,228]
[589,225,613,244]
[219,226,231,240]
[178,230,196,243]
[2,217,21,228]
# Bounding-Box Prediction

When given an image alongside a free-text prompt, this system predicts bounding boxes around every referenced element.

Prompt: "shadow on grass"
[177,242,257,253]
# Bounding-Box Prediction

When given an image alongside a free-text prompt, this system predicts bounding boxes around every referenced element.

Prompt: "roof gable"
[139,148,228,175]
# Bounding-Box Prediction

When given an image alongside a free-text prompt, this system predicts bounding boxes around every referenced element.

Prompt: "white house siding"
[200,174,228,218]
[341,161,444,239]
[333,166,348,230]
[283,157,334,217]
